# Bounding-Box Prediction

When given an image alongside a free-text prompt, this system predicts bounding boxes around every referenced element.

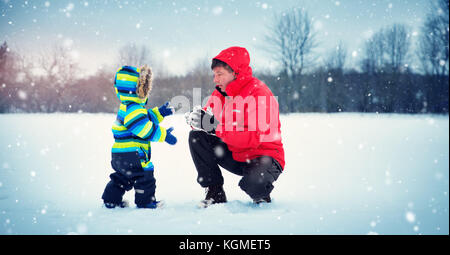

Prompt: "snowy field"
[0,113,448,235]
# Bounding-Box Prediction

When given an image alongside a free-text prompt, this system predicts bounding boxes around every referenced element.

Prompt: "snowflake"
[405,211,415,223]
[212,6,223,15]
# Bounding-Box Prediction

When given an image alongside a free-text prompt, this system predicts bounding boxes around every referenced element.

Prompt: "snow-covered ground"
[0,113,448,235]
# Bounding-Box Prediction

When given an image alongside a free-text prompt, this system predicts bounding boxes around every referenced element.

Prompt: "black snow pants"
[101,151,156,206]
[188,130,282,200]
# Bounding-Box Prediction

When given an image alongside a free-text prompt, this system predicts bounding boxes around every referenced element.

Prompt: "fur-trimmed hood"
[113,65,148,105]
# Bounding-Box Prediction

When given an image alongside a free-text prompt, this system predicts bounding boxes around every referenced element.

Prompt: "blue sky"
[0,0,431,76]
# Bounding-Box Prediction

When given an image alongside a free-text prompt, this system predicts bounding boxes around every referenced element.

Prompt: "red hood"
[213,46,253,96]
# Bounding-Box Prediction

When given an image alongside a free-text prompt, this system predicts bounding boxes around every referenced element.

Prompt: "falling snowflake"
[212,6,223,15]
[214,146,224,158]
[405,211,416,223]
[17,90,27,100]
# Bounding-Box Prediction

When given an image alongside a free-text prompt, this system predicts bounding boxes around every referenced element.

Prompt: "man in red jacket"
[186,46,285,207]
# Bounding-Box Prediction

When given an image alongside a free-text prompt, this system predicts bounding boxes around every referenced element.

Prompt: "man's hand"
[185,106,219,134]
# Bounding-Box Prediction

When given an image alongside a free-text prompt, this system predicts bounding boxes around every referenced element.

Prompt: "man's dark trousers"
[188,130,282,200]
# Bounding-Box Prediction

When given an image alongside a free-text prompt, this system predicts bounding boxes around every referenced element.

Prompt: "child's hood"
[113,65,148,105]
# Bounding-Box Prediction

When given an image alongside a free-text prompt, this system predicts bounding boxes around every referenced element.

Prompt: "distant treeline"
[0,0,448,114]
[0,60,447,114]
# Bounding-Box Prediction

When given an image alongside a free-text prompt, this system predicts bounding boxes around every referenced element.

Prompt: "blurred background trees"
[0,0,448,114]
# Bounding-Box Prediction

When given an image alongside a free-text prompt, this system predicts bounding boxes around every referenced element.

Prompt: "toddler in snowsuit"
[101,65,177,209]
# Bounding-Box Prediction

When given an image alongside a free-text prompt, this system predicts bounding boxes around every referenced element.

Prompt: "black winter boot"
[199,184,227,208]
[253,195,271,204]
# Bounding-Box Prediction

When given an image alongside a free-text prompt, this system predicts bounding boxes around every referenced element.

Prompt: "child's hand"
[158,101,175,117]
[165,127,177,145]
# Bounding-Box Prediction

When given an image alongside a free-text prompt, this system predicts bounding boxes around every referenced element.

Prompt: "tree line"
[0,0,448,114]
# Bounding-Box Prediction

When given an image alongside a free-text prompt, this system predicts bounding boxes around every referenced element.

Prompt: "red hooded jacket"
[204,47,285,170]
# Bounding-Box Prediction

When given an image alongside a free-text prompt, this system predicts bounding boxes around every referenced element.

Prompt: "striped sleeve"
[124,103,167,142]
[147,107,163,125]
[151,107,165,123]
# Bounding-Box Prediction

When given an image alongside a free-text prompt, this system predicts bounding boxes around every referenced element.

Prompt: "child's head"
[137,65,153,99]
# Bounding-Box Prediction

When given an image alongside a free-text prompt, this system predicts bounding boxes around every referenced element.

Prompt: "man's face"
[213,66,236,92]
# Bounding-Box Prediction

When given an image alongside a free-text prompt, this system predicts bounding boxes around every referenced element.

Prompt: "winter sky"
[0,0,431,76]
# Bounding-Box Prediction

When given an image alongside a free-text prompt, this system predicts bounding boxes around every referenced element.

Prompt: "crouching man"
[185,46,285,207]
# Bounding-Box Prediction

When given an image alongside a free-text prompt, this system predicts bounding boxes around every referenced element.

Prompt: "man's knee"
[188,130,207,146]
[238,171,275,199]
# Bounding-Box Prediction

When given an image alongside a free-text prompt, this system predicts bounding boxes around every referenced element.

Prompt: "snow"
[0,113,448,235]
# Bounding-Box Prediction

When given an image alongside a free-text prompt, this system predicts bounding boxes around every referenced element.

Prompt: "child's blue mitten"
[165,127,177,145]
[158,101,175,117]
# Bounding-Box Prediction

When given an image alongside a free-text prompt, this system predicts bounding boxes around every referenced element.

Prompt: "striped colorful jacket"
[111,66,167,171]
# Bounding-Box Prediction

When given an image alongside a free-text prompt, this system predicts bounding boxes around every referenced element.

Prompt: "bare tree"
[264,7,317,112]
[326,41,347,73]
[0,41,14,112]
[417,0,449,112]
[360,24,412,112]
[39,43,79,87]
[117,43,153,68]
[384,24,411,112]
[0,41,8,73]
[264,7,317,81]
[385,24,411,73]
[418,0,449,76]
[361,30,386,75]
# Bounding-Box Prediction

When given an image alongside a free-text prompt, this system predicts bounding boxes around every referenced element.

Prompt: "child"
[101,65,177,209]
